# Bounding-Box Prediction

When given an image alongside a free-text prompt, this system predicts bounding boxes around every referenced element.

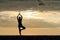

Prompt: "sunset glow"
[21,10,33,18]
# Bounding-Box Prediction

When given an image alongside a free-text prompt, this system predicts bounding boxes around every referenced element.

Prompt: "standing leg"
[19,30,21,36]
[19,27,21,36]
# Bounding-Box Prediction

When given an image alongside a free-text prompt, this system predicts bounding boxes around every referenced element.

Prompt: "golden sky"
[0,10,60,35]
[0,10,60,28]
[0,0,60,35]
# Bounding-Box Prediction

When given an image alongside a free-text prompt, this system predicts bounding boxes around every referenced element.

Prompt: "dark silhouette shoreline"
[0,35,59,40]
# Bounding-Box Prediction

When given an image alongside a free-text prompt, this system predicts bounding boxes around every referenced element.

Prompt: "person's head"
[19,17,22,19]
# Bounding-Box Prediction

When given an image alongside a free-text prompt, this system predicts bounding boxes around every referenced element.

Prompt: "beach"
[0,27,60,35]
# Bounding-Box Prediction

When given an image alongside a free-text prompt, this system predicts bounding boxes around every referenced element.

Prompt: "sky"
[0,0,60,11]
[0,0,60,35]
[0,0,60,28]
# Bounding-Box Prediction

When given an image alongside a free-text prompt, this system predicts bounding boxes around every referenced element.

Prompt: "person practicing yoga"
[17,13,26,35]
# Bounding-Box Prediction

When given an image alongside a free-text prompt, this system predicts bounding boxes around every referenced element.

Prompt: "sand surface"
[0,27,60,35]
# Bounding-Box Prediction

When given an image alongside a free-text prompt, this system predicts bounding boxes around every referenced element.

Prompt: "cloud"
[0,16,59,28]
[23,19,60,28]
[0,11,60,28]
[0,0,60,11]
[0,0,60,28]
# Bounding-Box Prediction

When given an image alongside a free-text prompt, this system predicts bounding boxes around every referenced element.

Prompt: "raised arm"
[19,13,23,18]
[20,14,23,18]
[17,13,23,19]
[17,15,18,20]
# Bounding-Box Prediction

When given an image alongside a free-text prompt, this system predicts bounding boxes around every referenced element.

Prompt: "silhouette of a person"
[17,13,25,34]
